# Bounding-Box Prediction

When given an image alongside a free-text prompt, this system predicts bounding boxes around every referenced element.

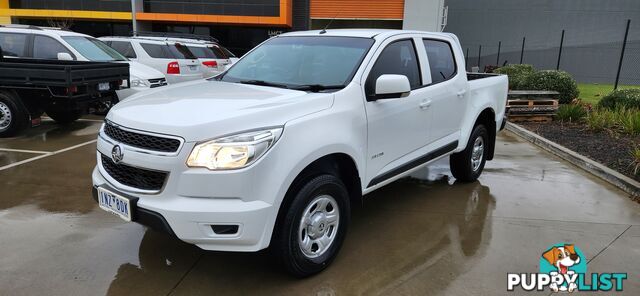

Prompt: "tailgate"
[178,59,201,74]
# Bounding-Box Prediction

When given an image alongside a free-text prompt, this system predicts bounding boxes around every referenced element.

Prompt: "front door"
[363,38,432,187]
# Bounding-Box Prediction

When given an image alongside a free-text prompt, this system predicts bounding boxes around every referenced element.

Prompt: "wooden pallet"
[508,114,554,123]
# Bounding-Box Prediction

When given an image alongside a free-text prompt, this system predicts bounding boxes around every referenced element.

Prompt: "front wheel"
[0,91,29,137]
[450,125,489,182]
[273,174,350,277]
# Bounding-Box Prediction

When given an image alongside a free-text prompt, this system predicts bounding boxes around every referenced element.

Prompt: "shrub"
[556,104,587,122]
[493,64,535,89]
[586,108,617,131]
[617,108,640,135]
[630,146,640,175]
[597,89,640,110]
[523,70,580,104]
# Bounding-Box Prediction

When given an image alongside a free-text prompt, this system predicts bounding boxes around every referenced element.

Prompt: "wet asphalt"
[0,118,639,296]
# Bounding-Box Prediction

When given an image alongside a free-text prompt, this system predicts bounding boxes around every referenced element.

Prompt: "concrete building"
[0,0,447,54]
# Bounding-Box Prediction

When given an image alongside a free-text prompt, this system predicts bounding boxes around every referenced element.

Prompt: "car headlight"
[131,79,150,88]
[187,128,283,170]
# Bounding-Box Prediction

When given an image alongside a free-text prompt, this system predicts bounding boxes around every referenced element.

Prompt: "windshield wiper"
[239,80,290,89]
[291,84,345,92]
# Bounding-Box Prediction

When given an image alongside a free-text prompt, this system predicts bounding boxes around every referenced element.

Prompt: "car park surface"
[0,117,638,295]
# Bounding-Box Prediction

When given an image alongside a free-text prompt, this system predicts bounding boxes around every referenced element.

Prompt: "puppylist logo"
[507,243,628,293]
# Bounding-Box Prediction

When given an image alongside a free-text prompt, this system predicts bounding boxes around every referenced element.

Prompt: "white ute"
[92,29,508,277]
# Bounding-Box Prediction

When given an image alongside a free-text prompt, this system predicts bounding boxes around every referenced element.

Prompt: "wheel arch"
[472,108,497,160]
[270,152,362,244]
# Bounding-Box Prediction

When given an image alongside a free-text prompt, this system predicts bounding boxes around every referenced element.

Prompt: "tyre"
[273,174,350,277]
[94,96,119,116]
[45,108,82,124]
[0,91,29,137]
[450,124,489,182]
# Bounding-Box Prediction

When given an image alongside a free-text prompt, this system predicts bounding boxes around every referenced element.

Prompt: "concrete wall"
[403,0,445,32]
[445,0,640,85]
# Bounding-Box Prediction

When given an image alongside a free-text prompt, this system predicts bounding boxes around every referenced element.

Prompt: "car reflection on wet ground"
[0,118,639,296]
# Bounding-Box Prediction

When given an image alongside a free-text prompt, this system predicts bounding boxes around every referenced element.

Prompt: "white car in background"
[0,25,167,102]
[100,36,203,84]
[128,35,236,78]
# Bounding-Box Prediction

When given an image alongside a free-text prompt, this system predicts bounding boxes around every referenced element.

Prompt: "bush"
[523,70,580,104]
[597,89,640,110]
[586,108,617,131]
[556,104,587,122]
[617,108,640,135]
[493,64,535,89]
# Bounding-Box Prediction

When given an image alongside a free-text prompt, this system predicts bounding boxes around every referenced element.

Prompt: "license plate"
[97,187,132,222]
[189,65,198,71]
[98,82,110,91]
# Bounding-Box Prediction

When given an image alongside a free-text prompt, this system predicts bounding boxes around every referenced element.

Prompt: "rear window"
[141,43,174,59]
[209,46,228,59]
[170,43,197,59]
[109,41,137,59]
[0,32,28,57]
[187,46,217,59]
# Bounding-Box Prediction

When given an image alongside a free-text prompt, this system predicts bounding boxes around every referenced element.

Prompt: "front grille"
[104,122,181,153]
[101,154,167,191]
[148,78,168,88]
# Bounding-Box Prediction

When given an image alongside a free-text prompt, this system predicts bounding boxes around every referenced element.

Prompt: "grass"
[578,83,640,105]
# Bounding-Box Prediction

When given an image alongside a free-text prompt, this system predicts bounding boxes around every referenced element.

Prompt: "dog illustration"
[542,244,581,292]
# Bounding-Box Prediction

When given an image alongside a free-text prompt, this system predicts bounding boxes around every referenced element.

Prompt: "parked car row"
[0,25,238,137]
[100,35,237,84]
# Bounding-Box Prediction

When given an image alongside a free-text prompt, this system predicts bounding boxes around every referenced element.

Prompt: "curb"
[505,122,640,197]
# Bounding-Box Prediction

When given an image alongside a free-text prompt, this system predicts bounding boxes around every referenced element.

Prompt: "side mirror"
[373,74,411,100]
[57,52,73,61]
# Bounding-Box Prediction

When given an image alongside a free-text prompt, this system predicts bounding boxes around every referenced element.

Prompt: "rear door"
[418,37,468,143]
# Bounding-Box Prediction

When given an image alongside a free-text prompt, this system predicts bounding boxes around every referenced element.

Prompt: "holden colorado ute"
[91,29,508,277]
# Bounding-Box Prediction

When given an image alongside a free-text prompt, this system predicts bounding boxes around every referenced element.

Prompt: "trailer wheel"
[45,108,82,124]
[0,91,29,137]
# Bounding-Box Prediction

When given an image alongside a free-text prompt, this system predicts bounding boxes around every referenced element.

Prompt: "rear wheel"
[45,107,82,124]
[0,91,29,137]
[273,174,350,277]
[450,125,489,182]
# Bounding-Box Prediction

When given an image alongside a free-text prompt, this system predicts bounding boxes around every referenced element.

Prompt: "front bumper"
[92,167,275,252]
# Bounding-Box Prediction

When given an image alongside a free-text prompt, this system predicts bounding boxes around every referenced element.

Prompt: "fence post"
[615,19,631,90]
[556,29,564,70]
[465,48,469,71]
[496,41,501,65]
[477,45,482,68]
[520,37,525,64]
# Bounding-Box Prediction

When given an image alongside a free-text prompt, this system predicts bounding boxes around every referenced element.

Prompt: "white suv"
[0,25,167,101]
[100,36,203,84]
[92,29,508,277]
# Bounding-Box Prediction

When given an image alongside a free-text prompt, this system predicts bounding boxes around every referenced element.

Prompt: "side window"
[0,33,28,57]
[423,39,456,84]
[109,41,137,59]
[33,35,73,60]
[365,39,421,96]
[141,43,172,59]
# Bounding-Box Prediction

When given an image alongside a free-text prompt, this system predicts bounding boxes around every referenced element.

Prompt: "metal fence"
[463,19,640,88]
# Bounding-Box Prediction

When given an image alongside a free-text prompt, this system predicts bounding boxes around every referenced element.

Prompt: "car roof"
[100,36,174,45]
[0,25,91,37]
[280,29,449,40]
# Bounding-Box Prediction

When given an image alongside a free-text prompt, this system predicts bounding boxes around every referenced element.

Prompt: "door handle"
[419,99,432,110]
[456,90,467,98]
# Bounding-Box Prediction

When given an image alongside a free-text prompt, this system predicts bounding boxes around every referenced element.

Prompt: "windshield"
[62,36,127,61]
[220,36,374,89]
